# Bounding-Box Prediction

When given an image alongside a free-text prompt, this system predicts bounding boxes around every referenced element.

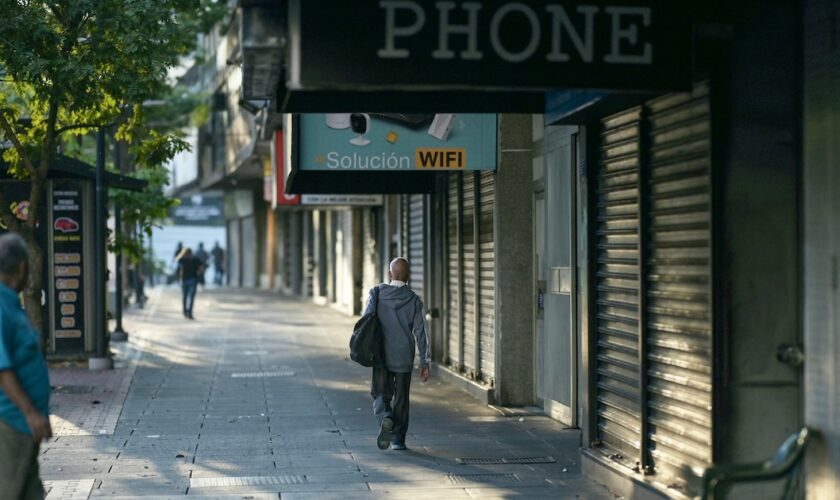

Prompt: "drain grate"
[230,371,295,378]
[448,473,520,484]
[456,456,556,465]
[190,475,308,487]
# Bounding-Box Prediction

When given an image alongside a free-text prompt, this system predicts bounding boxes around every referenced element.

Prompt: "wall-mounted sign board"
[282,114,496,194]
[301,195,384,206]
[287,0,693,93]
[298,114,497,172]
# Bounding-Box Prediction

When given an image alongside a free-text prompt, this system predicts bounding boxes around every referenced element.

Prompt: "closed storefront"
[406,194,426,303]
[590,81,712,494]
[444,171,497,387]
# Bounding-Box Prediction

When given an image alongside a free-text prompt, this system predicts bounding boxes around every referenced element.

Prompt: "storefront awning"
[0,154,148,192]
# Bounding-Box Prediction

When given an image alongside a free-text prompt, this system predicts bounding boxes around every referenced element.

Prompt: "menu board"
[52,180,84,349]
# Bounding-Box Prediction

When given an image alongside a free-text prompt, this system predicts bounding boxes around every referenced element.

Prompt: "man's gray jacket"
[364,283,430,373]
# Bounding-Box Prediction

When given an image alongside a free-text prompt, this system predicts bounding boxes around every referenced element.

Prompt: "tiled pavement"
[40,286,620,499]
[49,340,144,437]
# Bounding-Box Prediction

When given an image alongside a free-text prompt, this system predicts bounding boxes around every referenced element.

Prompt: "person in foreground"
[365,257,431,451]
[0,233,52,499]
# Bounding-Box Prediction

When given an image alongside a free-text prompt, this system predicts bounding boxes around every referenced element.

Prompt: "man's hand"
[420,366,430,383]
[25,410,52,442]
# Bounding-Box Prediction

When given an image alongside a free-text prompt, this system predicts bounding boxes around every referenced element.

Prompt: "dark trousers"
[182,278,198,316]
[0,420,44,500]
[371,366,412,445]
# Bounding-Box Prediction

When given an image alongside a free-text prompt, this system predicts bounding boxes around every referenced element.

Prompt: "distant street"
[41,287,617,499]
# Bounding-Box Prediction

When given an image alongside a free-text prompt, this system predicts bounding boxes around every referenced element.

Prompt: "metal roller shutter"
[478,171,496,385]
[644,82,712,485]
[595,106,643,462]
[303,211,314,298]
[461,173,477,376]
[408,195,426,302]
[447,173,461,368]
[593,82,713,494]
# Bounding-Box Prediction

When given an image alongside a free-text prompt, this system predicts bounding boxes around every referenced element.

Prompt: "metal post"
[148,229,154,288]
[111,135,127,341]
[89,128,113,369]
[111,203,127,341]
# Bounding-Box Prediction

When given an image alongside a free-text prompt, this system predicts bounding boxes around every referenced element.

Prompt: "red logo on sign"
[54,217,80,233]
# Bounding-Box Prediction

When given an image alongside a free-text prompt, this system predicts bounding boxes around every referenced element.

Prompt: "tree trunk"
[23,230,45,336]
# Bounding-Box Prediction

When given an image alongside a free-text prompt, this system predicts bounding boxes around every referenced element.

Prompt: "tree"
[0,1,227,331]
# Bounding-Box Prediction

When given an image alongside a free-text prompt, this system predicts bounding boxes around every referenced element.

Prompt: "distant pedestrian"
[364,257,430,451]
[0,233,51,499]
[195,242,209,287]
[177,248,203,319]
[211,242,225,285]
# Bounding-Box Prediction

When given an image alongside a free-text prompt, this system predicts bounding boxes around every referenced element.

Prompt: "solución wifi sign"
[415,148,467,169]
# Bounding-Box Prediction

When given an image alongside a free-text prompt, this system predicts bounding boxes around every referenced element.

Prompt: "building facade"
[188,1,840,498]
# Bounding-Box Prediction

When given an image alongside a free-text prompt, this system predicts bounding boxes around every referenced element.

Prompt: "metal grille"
[230,371,295,378]
[462,173,477,376]
[593,82,713,491]
[456,456,556,465]
[478,171,496,385]
[190,475,307,487]
[645,82,713,481]
[447,173,461,367]
[407,194,426,303]
[448,473,520,484]
[595,106,643,462]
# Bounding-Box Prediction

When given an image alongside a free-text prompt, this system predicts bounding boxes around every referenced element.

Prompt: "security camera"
[428,113,456,141]
[326,114,351,129]
[349,113,371,146]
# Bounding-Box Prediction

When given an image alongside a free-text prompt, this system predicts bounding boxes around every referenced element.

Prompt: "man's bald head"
[389,258,410,283]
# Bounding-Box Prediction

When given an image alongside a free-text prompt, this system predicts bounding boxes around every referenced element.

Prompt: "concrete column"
[266,207,276,290]
[494,114,535,406]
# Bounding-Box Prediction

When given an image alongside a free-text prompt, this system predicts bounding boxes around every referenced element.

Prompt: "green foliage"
[0,0,229,321]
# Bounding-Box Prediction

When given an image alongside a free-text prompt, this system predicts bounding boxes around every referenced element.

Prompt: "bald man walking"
[364,258,430,451]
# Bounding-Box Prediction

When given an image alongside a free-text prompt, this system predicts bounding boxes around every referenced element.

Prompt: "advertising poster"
[298,113,497,172]
[51,180,84,349]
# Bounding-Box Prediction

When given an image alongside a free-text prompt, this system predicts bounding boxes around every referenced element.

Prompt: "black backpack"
[349,286,383,367]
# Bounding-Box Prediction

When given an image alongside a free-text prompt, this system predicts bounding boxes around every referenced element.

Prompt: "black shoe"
[377,417,394,450]
[390,442,407,451]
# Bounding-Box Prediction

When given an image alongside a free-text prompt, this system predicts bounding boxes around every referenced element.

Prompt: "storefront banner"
[301,194,384,206]
[297,113,497,172]
[171,194,224,226]
[288,0,692,92]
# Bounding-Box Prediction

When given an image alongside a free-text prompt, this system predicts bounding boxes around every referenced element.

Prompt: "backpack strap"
[372,285,381,315]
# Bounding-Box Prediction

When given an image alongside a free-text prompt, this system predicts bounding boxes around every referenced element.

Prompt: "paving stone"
[38,288,618,499]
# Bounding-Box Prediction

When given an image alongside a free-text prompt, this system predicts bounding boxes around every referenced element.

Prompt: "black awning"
[0,153,148,192]
[286,170,437,195]
[280,89,546,114]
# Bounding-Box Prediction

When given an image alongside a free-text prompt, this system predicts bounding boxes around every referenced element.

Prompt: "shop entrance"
[534,126,579,425]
